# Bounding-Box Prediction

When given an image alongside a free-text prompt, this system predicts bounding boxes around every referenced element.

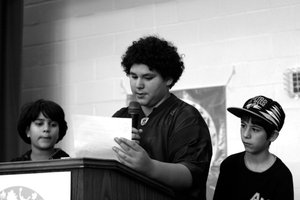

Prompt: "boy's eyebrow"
[35,118,54,122]
[129,72,156,77]
[241,119,264,128]
[240,119,248,123]
[35,118,45,121]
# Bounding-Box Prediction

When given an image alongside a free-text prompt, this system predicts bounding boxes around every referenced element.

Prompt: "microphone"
[128,101,141,129]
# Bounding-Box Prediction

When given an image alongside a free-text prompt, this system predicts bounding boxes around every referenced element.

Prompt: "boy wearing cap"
[213,95,293,200]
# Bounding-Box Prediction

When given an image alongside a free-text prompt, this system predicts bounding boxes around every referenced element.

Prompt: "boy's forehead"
[37,111,53,120]
[130,64,159,75]
[37,112,49,119]
[241,115,266,125]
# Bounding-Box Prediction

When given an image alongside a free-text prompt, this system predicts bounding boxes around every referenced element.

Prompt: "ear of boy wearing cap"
[213,95,294,200]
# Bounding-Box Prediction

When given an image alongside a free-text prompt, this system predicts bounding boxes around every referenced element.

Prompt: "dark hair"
[17,99,68,144]
[121,35,185,88]
[241,115,276,140]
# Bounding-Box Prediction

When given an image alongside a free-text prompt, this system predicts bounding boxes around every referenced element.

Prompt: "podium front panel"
[0,171,71,200]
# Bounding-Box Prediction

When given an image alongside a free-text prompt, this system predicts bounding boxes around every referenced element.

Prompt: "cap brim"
[227,107,273,126]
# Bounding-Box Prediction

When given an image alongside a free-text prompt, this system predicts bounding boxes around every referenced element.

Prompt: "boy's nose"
[242,128,251,138]
[43,124,50,132]
[136,78,144,88]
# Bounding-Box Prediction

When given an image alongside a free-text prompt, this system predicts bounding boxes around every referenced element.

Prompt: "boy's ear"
[166,78,173,87]
[26,127,30,137]
[269,130,279,142]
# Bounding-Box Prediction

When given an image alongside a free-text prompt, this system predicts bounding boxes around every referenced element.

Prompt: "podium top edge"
[0,158,123,172]
[0,158,175,196]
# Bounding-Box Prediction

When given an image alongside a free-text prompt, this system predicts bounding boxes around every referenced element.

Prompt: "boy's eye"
[144,76,154,80]
[240,123,246,128]
[34,121,43,126]
[129,74,137,79]
[50,122,58,127]
[252,127,261,132]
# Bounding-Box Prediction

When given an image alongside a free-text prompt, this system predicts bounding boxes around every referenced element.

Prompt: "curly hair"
[17,99,68,144]
[121,35,185,88]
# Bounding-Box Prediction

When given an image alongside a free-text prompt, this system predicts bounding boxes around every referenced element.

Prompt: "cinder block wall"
[22,0,300,198]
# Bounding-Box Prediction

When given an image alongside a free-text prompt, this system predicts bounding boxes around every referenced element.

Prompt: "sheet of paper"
[71,115,131,160]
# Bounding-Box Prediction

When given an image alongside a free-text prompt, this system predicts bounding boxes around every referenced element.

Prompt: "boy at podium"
[112,35,212,200]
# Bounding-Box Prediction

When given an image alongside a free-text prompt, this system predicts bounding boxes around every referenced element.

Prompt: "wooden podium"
[0,158,176,200]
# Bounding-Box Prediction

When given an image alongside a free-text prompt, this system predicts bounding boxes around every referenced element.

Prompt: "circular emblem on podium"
[0,186,44,200]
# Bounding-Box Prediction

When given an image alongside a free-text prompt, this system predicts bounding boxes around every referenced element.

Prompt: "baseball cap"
[227,95,285,131]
